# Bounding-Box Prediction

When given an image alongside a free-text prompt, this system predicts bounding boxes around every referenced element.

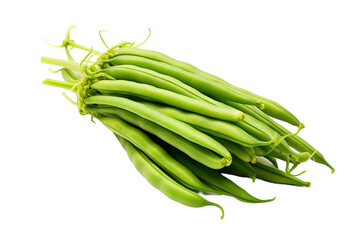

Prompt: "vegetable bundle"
[42,27,334,219]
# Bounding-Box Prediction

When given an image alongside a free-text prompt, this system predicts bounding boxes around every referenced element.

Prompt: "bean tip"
[256,101,265,110]
[238,112,245,121]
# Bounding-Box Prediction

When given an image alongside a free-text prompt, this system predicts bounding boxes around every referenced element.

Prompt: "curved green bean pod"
[166,145,273,203]
[101,55,264,108]
[91,80,244,121]
[110,47,300,126]
[117,136,224,218]
[85,96,232,164]
[141,102,272,147]
[252,160,311,187]
[87,106,226,169]
[97,116,222,193]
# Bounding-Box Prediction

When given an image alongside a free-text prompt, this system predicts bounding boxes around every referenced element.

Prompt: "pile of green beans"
[41,27,334,219]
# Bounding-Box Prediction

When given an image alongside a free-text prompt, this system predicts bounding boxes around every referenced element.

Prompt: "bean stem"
[42,78,76,90]
[41,56,82,73]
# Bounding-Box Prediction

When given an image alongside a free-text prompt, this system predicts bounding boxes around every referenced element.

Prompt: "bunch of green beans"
[41,27,334,219]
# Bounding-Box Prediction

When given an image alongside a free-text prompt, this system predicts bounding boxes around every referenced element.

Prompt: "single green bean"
[219,155,256,182]
[86,106,226,169]
[101,55,264,108]
[117,136,224,218]
[91,80,244,121]
[263,155,278,168]
[85,96,232,164]
[218,156,256,182]
[212,137,257,164]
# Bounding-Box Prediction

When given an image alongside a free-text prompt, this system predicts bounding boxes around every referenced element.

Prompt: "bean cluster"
[42,27,334,219]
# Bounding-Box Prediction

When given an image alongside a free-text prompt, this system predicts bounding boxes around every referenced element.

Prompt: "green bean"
[99,65,205,98]
[212,137,257,164]
[165,145,274,203]
[101,55,264,108]
[86,106,226,169]
[219,155,256,182]
[263,155,278,168]
[221,157,310,187]
[252,160,311,187]
[117,136,224,218]
[233,103,334,172]
[84,96,232,164]
[100,63,282,146]
[97,116,222,193]
[110,47,301,126]
[91,80,244,121]
[141,102,272,147]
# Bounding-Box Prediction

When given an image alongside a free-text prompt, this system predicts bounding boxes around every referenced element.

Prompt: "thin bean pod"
[117,136,224,218]
[212,137,257,164]
[264,155,278,168]
[219,155,256,182]
[85,95,232,164]
[91,80,244,121]
[87,106,226,169]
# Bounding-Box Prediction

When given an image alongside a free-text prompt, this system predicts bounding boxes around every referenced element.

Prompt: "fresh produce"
[41,27,334,219]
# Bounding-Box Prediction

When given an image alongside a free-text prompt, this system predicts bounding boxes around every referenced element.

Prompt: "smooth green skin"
[253,161,311,187]
[100,61,280,146]
[41,56,82,72]
[42,78,75,90]
[91,80,244,121]
[226,101,279,141]
[116,136,224,218]
[87,106,227,169]
[165,145,273,203]
[213,137,256,163]
[275,140,311,162]
[111,47,300,126]
[221,157,311,187]
[218,155,256,181]
[264,155,278,168]
[233,103,334,172]
[85,96,232,162]
[101,65,220,103]
[141,102,272,147]
[102,55,263,107]
[97,116,219,193]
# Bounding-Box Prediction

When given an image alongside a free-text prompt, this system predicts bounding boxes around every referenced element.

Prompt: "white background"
[1,0,359,239]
